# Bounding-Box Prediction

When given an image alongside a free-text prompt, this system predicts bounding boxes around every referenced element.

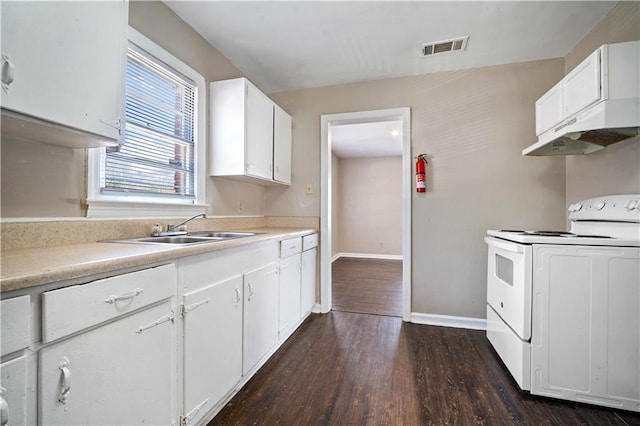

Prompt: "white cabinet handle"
[136,310,174,334]
[58,357,72,409]
[234,288,241,304]
[247,283,254,301]
[182,299,210,317]
[105,288,143,304]
[1,52,15,93]
[0,387,8,426]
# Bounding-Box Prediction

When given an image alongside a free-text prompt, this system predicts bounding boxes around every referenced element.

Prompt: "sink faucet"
[152,213,206,237]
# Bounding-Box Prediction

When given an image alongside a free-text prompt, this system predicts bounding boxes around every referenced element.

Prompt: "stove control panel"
[569,194,640,222]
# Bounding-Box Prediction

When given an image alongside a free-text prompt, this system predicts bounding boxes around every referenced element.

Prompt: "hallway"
[331,257,402,317]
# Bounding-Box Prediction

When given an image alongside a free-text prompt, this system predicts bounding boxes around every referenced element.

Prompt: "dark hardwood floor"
[210,312,640,425]
[332,257,403,317]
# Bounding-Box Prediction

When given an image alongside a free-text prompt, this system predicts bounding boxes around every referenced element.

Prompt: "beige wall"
[0,136,86,217]
[564,1,640,204]
[271,59,567,318]
[335,156,403,256]
[1,1,267,218]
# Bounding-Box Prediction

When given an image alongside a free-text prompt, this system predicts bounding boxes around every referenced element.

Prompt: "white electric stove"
[485,194,640,412]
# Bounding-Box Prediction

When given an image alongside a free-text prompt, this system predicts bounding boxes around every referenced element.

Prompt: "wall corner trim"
[410,312,487,331]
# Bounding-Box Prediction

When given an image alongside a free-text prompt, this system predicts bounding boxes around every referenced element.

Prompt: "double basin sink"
[105,231,260,246]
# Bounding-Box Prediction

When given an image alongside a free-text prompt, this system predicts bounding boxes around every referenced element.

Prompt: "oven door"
[485,236,532,340]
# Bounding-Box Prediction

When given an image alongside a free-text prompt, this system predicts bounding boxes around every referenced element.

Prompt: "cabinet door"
[1,356,27,426]
[243,263,279,375]
[273,104,292,185]
[278,254,301,340]
[562,48,601,119]
[182,275,243,425]
[301,248,317,317]
[245,81,274,180]
[535,81,563,136]
[39,300,175,425]
[0,1,126,141]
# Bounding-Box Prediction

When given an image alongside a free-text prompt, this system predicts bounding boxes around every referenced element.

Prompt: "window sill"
[84,199,208,218]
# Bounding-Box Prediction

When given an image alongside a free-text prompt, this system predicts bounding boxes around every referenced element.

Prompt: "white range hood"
[523,41,639,156]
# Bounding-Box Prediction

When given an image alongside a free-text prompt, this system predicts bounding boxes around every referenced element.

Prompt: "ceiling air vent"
[422,36,469,57]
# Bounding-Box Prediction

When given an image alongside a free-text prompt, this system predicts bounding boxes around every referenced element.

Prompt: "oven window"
[496,254,514,286]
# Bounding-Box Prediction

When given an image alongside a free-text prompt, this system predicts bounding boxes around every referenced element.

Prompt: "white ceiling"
[164,1,616,158]
[165,1,617,94]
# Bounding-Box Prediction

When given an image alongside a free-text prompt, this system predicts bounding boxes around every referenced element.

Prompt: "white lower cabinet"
[278,254,301,340]
[37,263,177,425]
[182,275,243,425]
[0,233,317,425]
[38,299,175,425]
[1,294,33,426]
[243,262,279,375]
[301,247,317,317]
[1,355,28,426]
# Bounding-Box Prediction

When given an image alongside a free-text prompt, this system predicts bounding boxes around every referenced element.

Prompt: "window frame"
[86,27,207,218]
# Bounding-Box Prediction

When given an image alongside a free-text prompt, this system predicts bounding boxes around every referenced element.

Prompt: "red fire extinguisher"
[416,154,427,193]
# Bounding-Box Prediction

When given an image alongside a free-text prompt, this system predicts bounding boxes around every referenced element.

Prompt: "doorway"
[320,108,411,320]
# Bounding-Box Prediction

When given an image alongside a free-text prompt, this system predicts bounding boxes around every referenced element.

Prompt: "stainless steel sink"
[187,231,258,239]
[134,236,220,244]
[101,231,260,245]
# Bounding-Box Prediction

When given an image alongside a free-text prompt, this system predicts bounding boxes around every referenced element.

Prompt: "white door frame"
[320,107,412,320]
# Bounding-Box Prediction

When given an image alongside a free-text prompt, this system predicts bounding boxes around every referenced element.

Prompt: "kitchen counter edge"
[0,227,316,293]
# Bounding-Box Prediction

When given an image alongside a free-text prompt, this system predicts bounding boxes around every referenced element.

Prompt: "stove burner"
[497,230,616,239]
[528,231,575,237]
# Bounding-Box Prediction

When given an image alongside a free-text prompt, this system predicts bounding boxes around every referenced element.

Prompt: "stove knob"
[626,199,640,211]
[569,203,582,212]
[595,201,606,210]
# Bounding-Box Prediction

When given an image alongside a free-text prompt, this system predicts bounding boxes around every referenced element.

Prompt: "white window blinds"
[102,45,197,199]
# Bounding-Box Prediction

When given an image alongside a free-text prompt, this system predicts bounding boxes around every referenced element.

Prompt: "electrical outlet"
[238,200,244,212]
[306,184,313,195]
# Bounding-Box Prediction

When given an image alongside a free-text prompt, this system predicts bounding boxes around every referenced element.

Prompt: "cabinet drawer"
[42,263,176,343]
[302,233,318,251]
[1,295,31,356]
[280,237,302,258]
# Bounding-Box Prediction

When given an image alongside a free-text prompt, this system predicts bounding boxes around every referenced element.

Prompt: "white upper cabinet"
[0,1,128,148]
[210,77,292,186]
[273,104,292,185]
[535,81,563,136]
[561,48,601,120]
[535,49,601,137]
[245,81,275,180]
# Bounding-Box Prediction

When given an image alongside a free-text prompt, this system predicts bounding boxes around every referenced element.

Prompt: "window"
[87,27,206,217]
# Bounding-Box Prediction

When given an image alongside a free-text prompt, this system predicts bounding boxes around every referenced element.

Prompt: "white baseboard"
[410,312,487,331]
[332,252,403,261]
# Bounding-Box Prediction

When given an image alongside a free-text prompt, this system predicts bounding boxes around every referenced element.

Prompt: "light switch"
[305,184,313,195]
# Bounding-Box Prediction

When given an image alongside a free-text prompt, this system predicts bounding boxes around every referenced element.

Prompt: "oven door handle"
[485,237,524,253]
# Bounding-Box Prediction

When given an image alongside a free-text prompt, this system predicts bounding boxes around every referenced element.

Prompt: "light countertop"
[1,227,316,293]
